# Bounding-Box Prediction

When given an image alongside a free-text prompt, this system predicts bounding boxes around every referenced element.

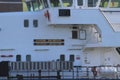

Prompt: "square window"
[60,55,65,61]
[26,55,31,62]
[69,55,74,62]
[16,55,21,61]
[24,20,29,27]
[72,31,78,39]
[33,20,38,27]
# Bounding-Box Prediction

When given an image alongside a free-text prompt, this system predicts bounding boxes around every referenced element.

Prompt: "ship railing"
[73,66,119,79]
[9,61,74,79]
[8,62,120,79]
[99,9,115,32]
[9,61,73,71]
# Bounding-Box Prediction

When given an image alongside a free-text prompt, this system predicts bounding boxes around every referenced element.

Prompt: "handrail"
[99,8,115,32]
[9,64,120,79]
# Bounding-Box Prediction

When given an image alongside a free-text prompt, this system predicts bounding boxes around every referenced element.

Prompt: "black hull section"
[0,61,9,77]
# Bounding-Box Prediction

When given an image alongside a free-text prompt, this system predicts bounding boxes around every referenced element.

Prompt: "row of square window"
[16,54,74,62]
[16,55,31,62]
[24,20,38,27]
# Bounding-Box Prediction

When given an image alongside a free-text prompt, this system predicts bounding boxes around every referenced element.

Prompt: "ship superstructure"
[0,0,120,79]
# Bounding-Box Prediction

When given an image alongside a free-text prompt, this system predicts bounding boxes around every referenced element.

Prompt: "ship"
[0,0,120,80]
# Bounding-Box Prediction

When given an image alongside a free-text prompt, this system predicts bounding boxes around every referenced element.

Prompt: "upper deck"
[23,0,120,11]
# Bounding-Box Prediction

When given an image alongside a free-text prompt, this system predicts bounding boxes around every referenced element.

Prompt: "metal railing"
[8,62,120,79]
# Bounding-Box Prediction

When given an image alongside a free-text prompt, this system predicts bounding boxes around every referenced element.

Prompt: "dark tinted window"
[26,55,31,61]
[69,55,74,62]
[72,31,78,39]
[78,0,83,6]
[33,20,38,27]
[60,55,65,61]
[24,19,29,27]
[16,55,21,61]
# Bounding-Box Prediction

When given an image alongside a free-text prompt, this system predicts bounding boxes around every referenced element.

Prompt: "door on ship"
[0,61,9,77]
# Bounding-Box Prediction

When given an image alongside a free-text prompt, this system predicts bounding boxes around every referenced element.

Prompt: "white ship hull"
[0,0,120,79]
